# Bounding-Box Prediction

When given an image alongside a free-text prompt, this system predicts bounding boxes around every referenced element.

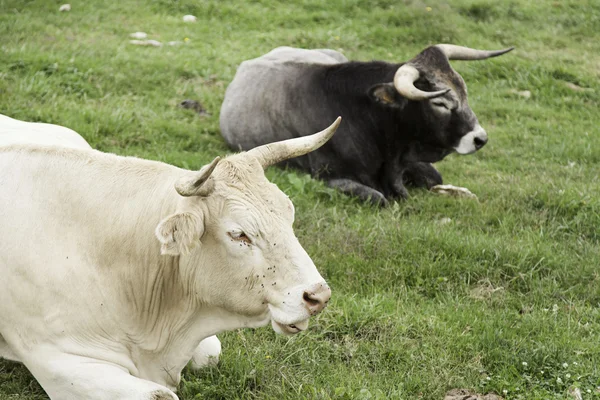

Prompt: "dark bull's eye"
[432,101,449,109]
[228,231,252,244]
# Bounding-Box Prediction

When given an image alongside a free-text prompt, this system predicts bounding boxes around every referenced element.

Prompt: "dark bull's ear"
[368,83,405,108]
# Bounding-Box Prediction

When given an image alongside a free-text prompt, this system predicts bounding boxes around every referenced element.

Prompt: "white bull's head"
[155,118,341,335]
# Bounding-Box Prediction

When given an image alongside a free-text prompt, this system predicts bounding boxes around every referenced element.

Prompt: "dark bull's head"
[370,44,513,161]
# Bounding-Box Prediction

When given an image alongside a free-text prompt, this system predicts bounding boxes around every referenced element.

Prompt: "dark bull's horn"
[435,44,514,61]
[247,117,342,168]
[393,44,514,101]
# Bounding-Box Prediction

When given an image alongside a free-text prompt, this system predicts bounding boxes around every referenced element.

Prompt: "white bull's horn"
[435,44,514,60]
[393,64,450,101]
[248,117,342,168]
[175,156,221,197]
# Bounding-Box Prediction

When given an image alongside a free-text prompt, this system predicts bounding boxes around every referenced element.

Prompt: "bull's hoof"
[402,162,443,189]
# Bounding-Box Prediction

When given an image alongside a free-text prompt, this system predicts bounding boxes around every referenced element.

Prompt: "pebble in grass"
[130,32,148,40]
[129,39,162,47]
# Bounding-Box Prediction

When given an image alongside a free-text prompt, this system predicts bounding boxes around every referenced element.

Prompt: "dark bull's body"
[220,45,513,205]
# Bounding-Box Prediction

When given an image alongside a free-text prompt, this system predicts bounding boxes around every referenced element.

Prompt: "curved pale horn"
[248,117,342,168]
[393,64,450,101]
[435,44,514,61]
[175,156,221,197]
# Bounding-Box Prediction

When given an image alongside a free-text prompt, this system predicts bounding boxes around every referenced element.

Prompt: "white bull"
[0,117,340,399]
[0,114,222,369]
[0,114,221,368]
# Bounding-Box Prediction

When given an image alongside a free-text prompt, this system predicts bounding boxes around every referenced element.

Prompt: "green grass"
[1,0,599,399]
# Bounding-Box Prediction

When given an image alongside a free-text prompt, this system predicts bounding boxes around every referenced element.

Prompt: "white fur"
[454,124,487,155]
[0,117,330,399]
[190,336,221,369]
[0,114,91,149]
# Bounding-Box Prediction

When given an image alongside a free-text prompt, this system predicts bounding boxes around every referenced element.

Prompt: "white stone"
[59,4,71,12]
[129,32,148,39]
[129,40,162,47]
[183,15,197,22]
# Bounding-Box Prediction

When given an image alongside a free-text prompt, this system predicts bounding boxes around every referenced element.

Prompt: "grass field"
[1,0,599,399]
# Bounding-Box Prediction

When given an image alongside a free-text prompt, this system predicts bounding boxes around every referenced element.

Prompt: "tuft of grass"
[1,0,600,399]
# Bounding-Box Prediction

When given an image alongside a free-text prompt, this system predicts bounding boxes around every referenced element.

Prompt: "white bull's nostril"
[302,283,331,315]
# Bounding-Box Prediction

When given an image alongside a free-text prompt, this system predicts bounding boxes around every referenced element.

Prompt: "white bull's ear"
[155,212,204,255]
[175,156,220,197]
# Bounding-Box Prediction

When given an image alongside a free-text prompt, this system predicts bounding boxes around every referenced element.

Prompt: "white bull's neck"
[62,153,250,371]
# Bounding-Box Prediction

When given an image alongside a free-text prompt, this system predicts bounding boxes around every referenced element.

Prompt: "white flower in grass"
[557,377,563,384]
[486,376,492,381]
[566,374,571,379]
[502,389,508,395]
[522,361,528,366]
[562,362,569,368]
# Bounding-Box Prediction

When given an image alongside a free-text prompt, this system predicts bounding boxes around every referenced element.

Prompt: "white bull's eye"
[228,231,251,244]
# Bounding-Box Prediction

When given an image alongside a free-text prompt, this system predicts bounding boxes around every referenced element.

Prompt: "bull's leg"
[383,158,410,200]
[402,162,443,189]
[327,179,388,206]
[190,335,221,369]
[0,334,20,362]
[20,350,178,400]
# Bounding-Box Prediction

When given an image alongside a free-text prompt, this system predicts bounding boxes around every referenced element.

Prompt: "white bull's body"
[0,114,223,374]
[0,114,91,149]
[0,117,338,399]
[0,147,231,397]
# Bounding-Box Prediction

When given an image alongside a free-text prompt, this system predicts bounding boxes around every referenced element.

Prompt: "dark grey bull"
[220,44,513,205]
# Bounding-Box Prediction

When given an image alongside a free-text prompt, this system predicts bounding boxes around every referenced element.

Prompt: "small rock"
[565,82,594,92]
[179,99,210,116]
[130,32,148,39]
[183,15,197,22]
[568,387,583,400]
[431,184,478,200]
[59,4,71,12]
[129,39,162,47]
[438,217,452,225]
[509,89,531,98]
[167,41,183,46]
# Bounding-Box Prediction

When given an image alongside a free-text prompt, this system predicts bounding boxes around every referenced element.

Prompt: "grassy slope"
[0,0,599,398]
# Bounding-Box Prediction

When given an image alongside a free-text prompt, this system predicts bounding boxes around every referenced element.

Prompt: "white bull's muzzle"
[268,281,331,335]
